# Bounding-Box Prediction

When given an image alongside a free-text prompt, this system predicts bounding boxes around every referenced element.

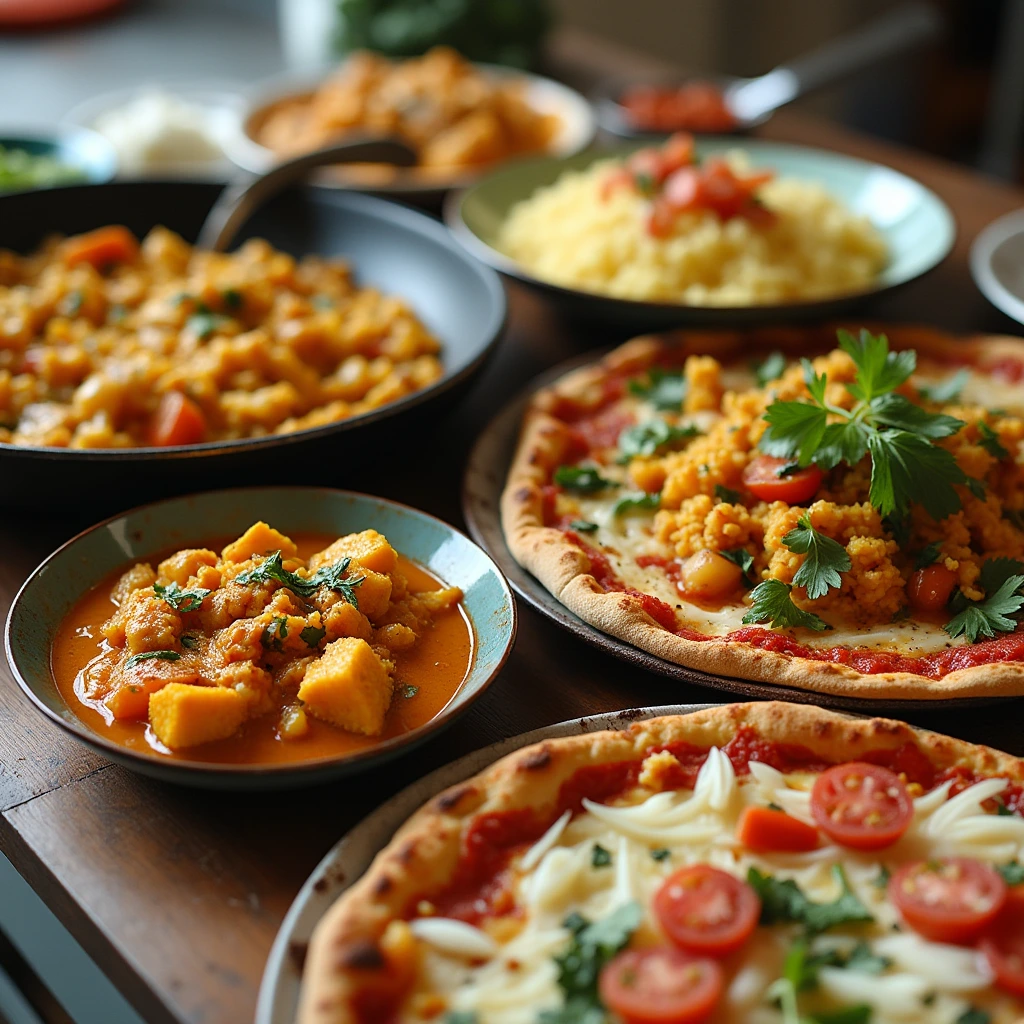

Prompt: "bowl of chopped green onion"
[0,128,117,194]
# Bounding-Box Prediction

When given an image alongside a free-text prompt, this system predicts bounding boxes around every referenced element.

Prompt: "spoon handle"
[727,1,941,124]
[197,137,417,252]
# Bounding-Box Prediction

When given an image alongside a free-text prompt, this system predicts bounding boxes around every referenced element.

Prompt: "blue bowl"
[0,127,117,193]
[5,487,516,789]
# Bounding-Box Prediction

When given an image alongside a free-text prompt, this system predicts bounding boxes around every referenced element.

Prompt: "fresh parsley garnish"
[715,484,743,503]
[748,865,873,934]
[754,351,787,387]
[720,547,755,586]
[944,561,1024,642]
[125,649,180,667]
[591,844,612,868]
[221,287,243,310]
[1005,508,1024,532]
[913,543,942,570]
[956,1009,991,1024]
[759,329,970,519]
[186,311,230,340]
[553,465,618,493]
[783,514,851,600]
[612,490,661,516]
[234,552,365,606]
[180,634,199,650]
[918,368,970,403]
[299,624,326,649]
[400,684,419,699]
[628,368,687,411]
[261,616,289,652]
[810,1008,872,1024]
[569,519,599,533]
[153,580,210,613]
[978,422,1009,459]
[617,419,700,462]
[540,903,641,1024]
[742,579,831,632]
[997,861,1024,885]
[650,848,671,861]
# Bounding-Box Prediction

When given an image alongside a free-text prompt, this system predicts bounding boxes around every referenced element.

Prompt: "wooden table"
[5,58,1024,1024]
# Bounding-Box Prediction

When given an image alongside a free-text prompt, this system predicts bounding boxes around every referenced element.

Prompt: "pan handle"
[196,137,418,252]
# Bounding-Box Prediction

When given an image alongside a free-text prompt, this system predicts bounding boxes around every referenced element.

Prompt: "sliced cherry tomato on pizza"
[599,947,723,1024]
[907,564,957,612]
[889,857,1007,944]
[979,890,1024,996]
[653,864,760,956]
[736,805,819,852]
[810,762,913,851]
[742,454,823,504]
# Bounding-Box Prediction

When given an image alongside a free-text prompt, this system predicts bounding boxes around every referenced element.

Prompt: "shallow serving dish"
[0,181,506,507]
[971,208,1024,327]
[226,63,595,203]
[255,702,715,1024]
[5,486,516,789]
[445,139,956,330]
[0,127,117,192]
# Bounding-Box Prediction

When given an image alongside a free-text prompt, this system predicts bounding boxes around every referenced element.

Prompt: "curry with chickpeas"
[52,522,472,763]
[0,225,441,448]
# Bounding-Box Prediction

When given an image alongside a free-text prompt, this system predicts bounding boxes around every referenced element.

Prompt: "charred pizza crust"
[502,324,1024,700]
[297,701,1024,1023]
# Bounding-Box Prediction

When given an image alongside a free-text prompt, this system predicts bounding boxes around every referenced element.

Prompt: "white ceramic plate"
[971,208,1024,326]
[254,702,717,1024]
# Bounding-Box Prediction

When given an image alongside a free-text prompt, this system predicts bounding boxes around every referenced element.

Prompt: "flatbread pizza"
[501,325,1024,700]
[297,701,1024,1023]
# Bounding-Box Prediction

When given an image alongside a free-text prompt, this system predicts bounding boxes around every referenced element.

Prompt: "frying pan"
[0,181,507,507]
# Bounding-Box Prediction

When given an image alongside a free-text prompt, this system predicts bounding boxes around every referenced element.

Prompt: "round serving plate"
[0,126,118,193]
[444,139,956,331]
[226,63,595,205]
[460,353,1005,712]
[255,701,719,1024]
[5,485,516,790]
[970,207,1024,327]
[0,181,506,507]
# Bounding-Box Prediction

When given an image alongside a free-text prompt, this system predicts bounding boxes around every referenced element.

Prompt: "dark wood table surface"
[5,45,1024,1024]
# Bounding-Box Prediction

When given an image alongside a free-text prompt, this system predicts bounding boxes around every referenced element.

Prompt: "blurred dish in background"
[63,82,247,179]
[616,81,739,135]
[0,129,116,194]
[970,209,1024,328]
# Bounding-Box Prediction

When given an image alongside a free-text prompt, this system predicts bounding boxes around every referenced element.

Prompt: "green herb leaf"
[186,311,229,340]
[838,328,916,402]
[400,684,419,699]
[715,484,743,504]
[617,419,700,462]
[843,941,891,974]
[569,520,598,533]
[153,580,211,613]
[591,844,612,868]
[628,368,686,411]
[978,422,1009,459]
[261,616,289,652]
[918,368,970,403]
[873,865,891,889]
[64,289,84,316]
[180,634,199,650]
[868,393,963,439]
[222,287,243,310]
[234,551,365,606]
[650,848,671,861]
[612,491,661,516]
[980,557,1024,594]
[783,514,851,601]
[913,543,942,570]
[866,430,966,520]
[748,865,873,934]
[809,1007,872,1024]
[125,649,180,667]
[633,170,656,196]
[444,1012,478,1024]
[754,351,787,387]
[759,400,829,465]
[720,547,755,586]
[944,574,1024,642]
[996,801,1016,817]
[997,861,1024,885]
[815,420,871,472]
[1005,508,1024,532]
[956,1008,991,1024]
[554,466,619,493]
[742,579,831,632]
[299,624,326,649]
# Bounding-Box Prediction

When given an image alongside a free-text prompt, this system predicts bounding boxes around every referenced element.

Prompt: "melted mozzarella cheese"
[404,758,1024,1024]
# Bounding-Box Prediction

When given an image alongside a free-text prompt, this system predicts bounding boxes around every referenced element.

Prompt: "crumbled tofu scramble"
[84,522,461,750]
[550,344,1024,634]
[0,226,442,447]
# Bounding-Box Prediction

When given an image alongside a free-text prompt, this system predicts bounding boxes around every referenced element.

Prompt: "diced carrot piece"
[62,226,139,269]
[736,805,819,853]
[148,391,207,447]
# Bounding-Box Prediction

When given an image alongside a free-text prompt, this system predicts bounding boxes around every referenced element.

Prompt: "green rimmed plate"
[444,139,956,331]
[5,487,516,789]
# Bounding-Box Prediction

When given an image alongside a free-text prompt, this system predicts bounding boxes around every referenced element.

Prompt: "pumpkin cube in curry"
[350,567,392,621]
[309,529,396,576]
[148,683,250,749]
[297,637,393,736]
[222,522,298,564]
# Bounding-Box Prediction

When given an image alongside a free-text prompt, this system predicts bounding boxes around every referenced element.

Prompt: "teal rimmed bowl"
[444,139,957,331]
[4,487,516,789]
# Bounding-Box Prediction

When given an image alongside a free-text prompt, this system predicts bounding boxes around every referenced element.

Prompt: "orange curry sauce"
[51,533,474,764]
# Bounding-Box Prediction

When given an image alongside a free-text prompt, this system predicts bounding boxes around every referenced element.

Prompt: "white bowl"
[971,208,1024,326]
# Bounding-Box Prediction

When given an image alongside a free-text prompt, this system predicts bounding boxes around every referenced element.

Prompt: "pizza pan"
[255,702,718,1024]
[460,354,1008,713]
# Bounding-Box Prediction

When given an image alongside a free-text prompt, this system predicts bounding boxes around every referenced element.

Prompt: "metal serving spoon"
[196,136,417,252]
[597,1,942,137]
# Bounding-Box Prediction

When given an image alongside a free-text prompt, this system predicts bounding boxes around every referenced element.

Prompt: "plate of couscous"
[445,134,955,329]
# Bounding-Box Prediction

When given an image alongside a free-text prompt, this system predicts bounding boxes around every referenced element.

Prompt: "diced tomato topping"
[889,857,1007,943]
[621,82,739,134]
[979,889,1024,996]
[147,391,207,447]
[653,865,760,957]
[908,564,957,612]
[810,763,913,851]
[736,805,819,853]
[61,225,139,269]
[742,454,823,504]
[599,947,723,1024]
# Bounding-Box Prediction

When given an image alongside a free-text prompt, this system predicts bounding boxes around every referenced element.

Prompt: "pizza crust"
[297,701,1024,1022]
[501,324,1024,700]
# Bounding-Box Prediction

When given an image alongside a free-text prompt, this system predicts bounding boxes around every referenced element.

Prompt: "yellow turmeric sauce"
[51,533,474,765]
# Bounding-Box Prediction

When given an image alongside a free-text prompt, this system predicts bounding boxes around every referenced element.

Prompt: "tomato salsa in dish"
[51,522,473,764]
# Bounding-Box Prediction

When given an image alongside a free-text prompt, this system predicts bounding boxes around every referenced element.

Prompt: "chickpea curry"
[0,225,442,448]
[52,522,473,763]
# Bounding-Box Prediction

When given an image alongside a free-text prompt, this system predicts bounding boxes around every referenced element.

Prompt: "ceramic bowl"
[970,208,1024,326]
[0,127,117,193]
[5,486,516,789]
[444,139,957,330]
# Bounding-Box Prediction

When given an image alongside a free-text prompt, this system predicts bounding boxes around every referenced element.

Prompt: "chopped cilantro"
[715,484,743,503]
[742,579,831,632]
[125,650,180,667]
[180,634,199,650]
[650,848,671,861]
[617,419,700,462]
[612,490,661,516]
[913,543,942,570]
[553,465,618,493]
[153,580,210,613]
[591,844,612,868]
[299,624,326,649]
[978,422,1009,459]
[748,865,872,934]
[261,616,289,652]
[783,514,851,601]
[628,367,686,411]
[754,351,787,387]
[569,519,599,533]
[918,368,970,403]
[234,551,364,606]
